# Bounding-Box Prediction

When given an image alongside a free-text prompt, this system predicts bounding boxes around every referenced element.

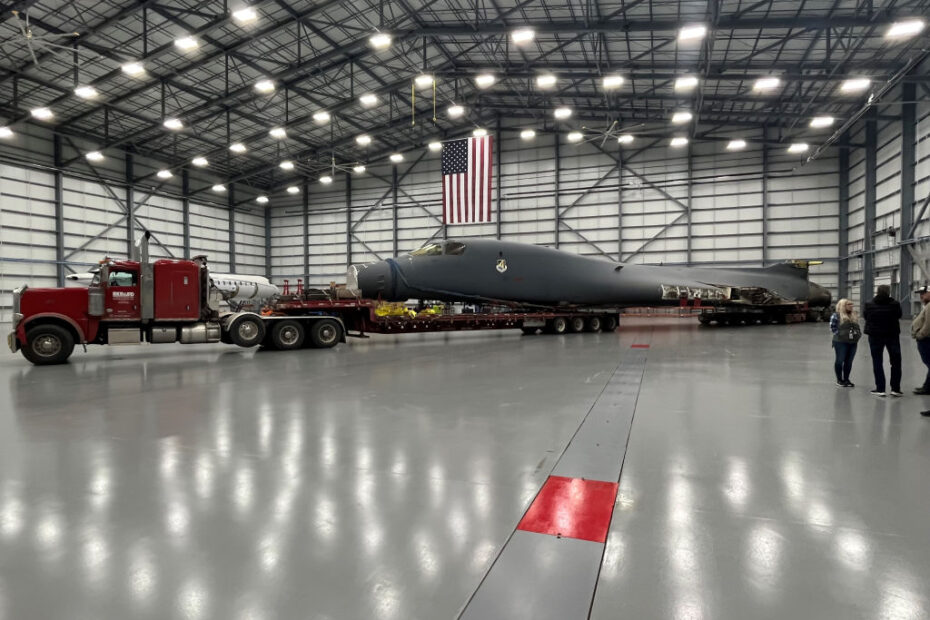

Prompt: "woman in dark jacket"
[863,284,903,397]
[830,298,859,387]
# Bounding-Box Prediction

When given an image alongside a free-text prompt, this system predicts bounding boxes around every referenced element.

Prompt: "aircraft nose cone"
[355,261,392,298]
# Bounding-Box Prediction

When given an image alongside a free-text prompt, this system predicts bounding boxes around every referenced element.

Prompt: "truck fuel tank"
[180,322,222,344]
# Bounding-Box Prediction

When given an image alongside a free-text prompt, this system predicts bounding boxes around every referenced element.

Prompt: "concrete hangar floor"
[0,317,928,619]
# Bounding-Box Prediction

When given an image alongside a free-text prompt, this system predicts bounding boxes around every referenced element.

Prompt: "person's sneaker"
[890,390,904,397]
[870,390,886,397]
[844,381,855,388]
[921,410,930,417]
[835,380,845,387]
[914,387,930,395]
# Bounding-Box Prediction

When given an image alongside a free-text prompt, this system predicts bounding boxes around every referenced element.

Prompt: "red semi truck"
[8,237,619,366]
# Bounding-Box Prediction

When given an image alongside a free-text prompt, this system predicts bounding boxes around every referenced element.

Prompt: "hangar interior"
[1,1,930,619]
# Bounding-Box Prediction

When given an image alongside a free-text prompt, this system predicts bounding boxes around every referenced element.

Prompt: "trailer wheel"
[569,317,585,333]
[585,316,602,332]
[22,324,75,365]
[546,317,568,334]
[521,327,538,335]
[602,315,618,332]
[228,315,266,348]
[270,320,305,350]
[309,319,342,348]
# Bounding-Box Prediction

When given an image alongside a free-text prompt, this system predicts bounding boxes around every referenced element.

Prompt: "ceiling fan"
[4,10,81,68]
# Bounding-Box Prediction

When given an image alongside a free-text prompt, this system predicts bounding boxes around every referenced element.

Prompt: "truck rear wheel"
[585,316,602,332]
[309,319,342,348]
[603,315,618,331]
[546,317,568,334]
[271,320,305,350]
[569,317,585,333]
[229,315,266,348]
[22,325,75,365]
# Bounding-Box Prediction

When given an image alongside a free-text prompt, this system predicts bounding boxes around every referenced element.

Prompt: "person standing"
[911,286,930,394]
[863,284,903,397]
[830,298,860,387]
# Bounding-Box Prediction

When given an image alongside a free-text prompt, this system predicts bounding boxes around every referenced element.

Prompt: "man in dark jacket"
[863,284,903,396]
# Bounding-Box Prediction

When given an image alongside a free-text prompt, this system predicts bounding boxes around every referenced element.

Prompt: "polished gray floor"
[1,319,928,619]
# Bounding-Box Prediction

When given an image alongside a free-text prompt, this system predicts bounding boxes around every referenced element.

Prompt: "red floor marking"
[631,344,650,349]
[517,476,619,543]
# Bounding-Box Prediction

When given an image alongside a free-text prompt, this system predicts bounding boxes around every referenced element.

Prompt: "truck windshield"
[108,271,137,287]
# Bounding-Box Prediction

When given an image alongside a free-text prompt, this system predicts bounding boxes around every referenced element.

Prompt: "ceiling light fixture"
[353,164,366,174]
[30,107,53,120]
[809,116,835,128]
[256,195,269,204]
[279,160,295,170]
[511,28,535,45]
[232,7,258,24]
[254,79,275,93]
[269,126,287,139]
[313,110,330,124]
[369,32,392,49]
[286,186,300,194]
[121,61,145,76]
[726,139,747,151]
[752,76,781,92]
[427,141,442,151]
[671,111,693,124]
[162,118,183,130]
[414,74,434,88]
[174,36,198,51]
[156,169,173,179]
[320,175,333,184]
[0,127,13,139]
[678,24,707,42]
[359,93,379,107]
[602,74,624,90]
[356,134,372,146]
[191,156,208,167]
[788,142,809,154]
[670,136,689,147]
[389,153,404,163]
[536,73,557,89]
[520,129,536,140]
[229,142,246,153]
[475,73,496,89]
[675,75,699,91]
[447,104,465,118]
[74,85,98,99]
[473,128,488,137]
[85,151,104,162]
[840,78,871,93]
[212,184,226,193]
[886,19,925,39]
[617,134,634,144]
[553,107,572,120]
[567,131,584,142]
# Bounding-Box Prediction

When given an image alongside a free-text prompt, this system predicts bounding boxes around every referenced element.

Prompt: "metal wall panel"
[189,202,230,272]
[233,209,267,276]
[134,193,185,259]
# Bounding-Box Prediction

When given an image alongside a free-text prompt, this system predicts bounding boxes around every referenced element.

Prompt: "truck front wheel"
[309,319,342,348]
[271,320,305,350]
[228,315,266,348]
[22,325,75,365]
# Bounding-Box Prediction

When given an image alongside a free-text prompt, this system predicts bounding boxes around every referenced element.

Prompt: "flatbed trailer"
[696,302,829,326]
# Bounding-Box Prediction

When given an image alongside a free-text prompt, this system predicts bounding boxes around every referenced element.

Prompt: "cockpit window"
[444,241,466,255]
[409,243,442,257]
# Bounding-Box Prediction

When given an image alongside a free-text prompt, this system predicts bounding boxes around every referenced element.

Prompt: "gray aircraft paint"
[352,239,831,308]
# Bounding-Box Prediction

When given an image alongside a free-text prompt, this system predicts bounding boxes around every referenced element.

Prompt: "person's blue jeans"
[868,335,902,392]
[833,341,857,382]
[917,339,930,390]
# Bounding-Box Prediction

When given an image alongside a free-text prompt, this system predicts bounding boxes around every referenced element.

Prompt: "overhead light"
[520,129,536,140]
[279,160,295,170]
[30,107,53,120]
[472,128,488,137]
[536,74,557,89]
[389,153,404,163]
[678,24,707,42]
[447,104,465,118]
[0,126,13,139]
[567,131,584,142]
[121,61,145,76]
[427,141,442,151]
[553,107,572,120]
[475,73,496,89]
[85,151,104,162]
[286,185,300,194]
[726,139,747,151]
[670,136,689,148]
[356,134,372,146]
[810,115,835,128]
[254,79,275,93]
[414,74,434,88]
[229,142,246,153]
[511,27,535,45]
[617,134,634,144]
[369,32,392,49]
[353,164,366,174]
[74,85,98,99]
[675,75,699,91]
[212,184,226,193]
[671,111,693,124]
[191,156,208,167]
[162,117,183,130]
[320,175,333,184]
[359,93,379,107]
[602,74,624,90]
[788,142,809,154]
[840,78,871,93]
[232,7,258,24]
[256,195,269,205]
[886,19,925,39]
[156,169,173,179]
[269,126,287,139]
[174,36,198,51]
[752,76,781,92]
[313,110,330,124]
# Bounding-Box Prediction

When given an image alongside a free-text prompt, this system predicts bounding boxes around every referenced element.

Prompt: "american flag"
[441,136,493,224]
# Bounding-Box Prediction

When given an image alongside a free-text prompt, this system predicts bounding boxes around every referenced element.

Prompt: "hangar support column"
[554,137,560,249]
[125,152,134,258]
[182,169,191,258]
[899,81,916,315]
[838,134,849,300]
[228,185,237,274]
[52,135,65,286]
[862,107,877,304]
